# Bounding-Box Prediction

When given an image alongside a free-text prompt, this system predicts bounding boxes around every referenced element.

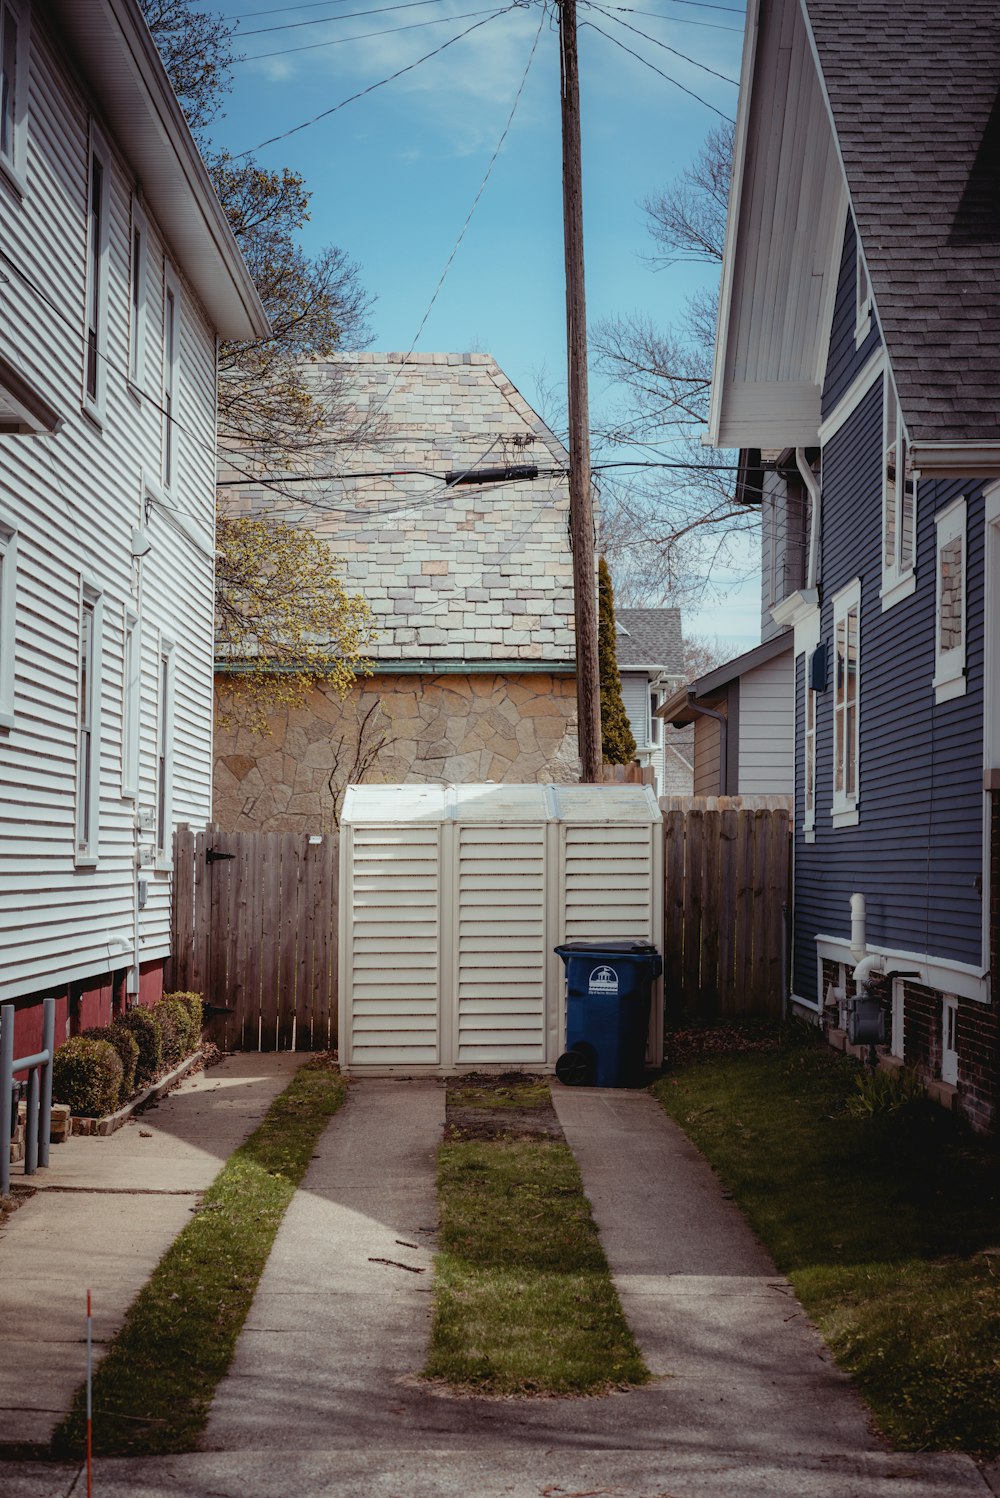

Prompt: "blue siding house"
[709,0,1000,1129]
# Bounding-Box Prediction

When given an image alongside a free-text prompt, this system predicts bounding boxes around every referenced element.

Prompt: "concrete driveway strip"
[0,1051,301,1448]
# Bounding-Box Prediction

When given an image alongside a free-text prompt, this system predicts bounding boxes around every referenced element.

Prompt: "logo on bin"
[588,964,619,995]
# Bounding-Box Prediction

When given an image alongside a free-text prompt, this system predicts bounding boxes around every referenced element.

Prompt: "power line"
[235,0,452,38]
[602,3,740,31]
[581,18,735,120]
[241,8,516,155]
[238,7,499,62]
[584,1,738,82]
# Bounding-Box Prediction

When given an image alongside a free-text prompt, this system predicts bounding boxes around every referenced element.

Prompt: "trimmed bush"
[84,1023,140,1104]
[118,1006,163,1085]
[154,997,190,1069]
[53,1037,123,1118]
[164,991,203,1050]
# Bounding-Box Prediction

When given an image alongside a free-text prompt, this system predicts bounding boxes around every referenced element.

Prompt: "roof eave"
[51,0,269,342]
[910,443,1000,480]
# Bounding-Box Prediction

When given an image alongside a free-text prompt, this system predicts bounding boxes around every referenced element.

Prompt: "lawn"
[426,1080,648,1396]
[653,1029,1000,1454]
[52,1055,346,1457]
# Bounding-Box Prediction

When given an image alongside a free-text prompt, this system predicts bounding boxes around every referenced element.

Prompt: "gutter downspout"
[680,693,728,795]
[796,447,821,591]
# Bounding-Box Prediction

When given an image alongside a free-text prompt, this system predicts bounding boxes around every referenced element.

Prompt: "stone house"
[214,353,580,830]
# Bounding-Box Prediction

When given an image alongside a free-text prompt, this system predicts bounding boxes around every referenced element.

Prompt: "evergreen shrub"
[118,1006,163,1085]
[84,1023,140,1104]
[52,1037,123,1118]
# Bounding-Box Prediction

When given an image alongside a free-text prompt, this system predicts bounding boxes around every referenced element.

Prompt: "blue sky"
[204,0,759,650]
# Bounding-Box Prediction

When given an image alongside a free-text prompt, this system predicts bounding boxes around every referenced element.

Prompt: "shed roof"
[342,782,661,825]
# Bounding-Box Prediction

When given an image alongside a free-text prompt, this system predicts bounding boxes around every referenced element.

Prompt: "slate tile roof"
[807,0,1000,445]
[615,609,684,672]
[228,354,576,666]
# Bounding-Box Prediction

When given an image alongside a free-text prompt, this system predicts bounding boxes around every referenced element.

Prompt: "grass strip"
[426,1087,648,1396]
[653,1031,1000,1454]
[52,1055,346,1457]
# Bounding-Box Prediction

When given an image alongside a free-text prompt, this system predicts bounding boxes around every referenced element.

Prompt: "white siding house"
[0,0,267,1055]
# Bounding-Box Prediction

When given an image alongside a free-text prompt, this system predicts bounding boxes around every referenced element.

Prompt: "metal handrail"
[1,997,55,1196]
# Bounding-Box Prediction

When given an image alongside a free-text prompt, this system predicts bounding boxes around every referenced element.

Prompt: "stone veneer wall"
[214,671,580,833]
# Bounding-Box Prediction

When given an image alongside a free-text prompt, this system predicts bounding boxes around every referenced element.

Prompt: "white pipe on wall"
[850,892,866,963]
[796,447,822,590]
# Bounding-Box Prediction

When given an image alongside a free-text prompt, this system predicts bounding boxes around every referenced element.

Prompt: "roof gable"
[615,609,684,672]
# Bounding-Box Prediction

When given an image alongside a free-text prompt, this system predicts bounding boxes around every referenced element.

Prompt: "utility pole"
[559,0,602,784]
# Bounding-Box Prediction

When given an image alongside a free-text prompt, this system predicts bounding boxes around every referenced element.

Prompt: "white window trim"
[83,122,111,424]
[854,238,872,348]
[803,653,816,839]
[831,578,861,823]
[941,995,958,1087]
[933,496,967,704]
[128,195,148,396]
[0,0,29,197]
[880,372,917,605]
[75,583,103,867]
[0,520,16,729]
[122,607,139,799]
[154,632,174,869]
[161,261,181,491]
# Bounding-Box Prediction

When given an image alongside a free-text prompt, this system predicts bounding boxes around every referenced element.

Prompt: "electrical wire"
[584,0,738,82]
[241,8,517,155]
[581,18,735,119]
[600,3,740,31]
[238,7,500,62]
[235,0,456,38]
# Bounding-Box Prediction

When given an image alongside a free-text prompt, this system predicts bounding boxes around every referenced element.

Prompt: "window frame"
[75,583,103,866]
[880,373,917,608]
[803,657,817,838]
[83,123,111,423]
[0,0,28,195]
[161,261,180,490]
[0,519,16,728]
[154,632,174,868]
[128,195,148,395]
[941,996,958,1087]
[890,978,905,1060]
[933,496,967,704]
[831,578,861,827]
[122,607,139,799]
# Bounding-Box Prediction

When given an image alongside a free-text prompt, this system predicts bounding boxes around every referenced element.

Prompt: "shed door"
[455,823,546,1064]
[348,825,440,1066]
[563,824,654,940]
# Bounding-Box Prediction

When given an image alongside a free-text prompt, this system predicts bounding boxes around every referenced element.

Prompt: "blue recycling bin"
[554,939,663,1088]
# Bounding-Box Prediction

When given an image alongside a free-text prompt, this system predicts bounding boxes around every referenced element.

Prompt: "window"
[855,239,872,346]
[84,127,110,417]
[881,375,916,604]
[155,637,174,860]
[0,0,26,187]
[649,690,661,746]
[941,997,958,1087]
[122,610,139,798]
[0,520,16,728]
[890,979,905,1060]
[161,264,180,488]
[933,497,967,703]
[831,579,860,824]
[128,197,147,391]
[76,588,102,862]
[803,663,816,836]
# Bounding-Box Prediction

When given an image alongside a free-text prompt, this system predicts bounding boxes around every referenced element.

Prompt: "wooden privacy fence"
[168,827,338,1051]
[662,805,791,1019]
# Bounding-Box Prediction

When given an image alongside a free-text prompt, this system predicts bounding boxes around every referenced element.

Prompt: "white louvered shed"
[338,783,663,1074]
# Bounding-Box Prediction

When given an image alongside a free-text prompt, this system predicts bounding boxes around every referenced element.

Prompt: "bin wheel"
[556,1043,596,1087]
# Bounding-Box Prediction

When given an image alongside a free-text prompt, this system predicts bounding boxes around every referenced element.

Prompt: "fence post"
[1,1004,12,1197]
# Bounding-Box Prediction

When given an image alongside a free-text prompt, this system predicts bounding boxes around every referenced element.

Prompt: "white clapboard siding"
[345,826,441,1065]
[456,824,546,1064]
[0,9,223,1000]
[340,783,663,1074]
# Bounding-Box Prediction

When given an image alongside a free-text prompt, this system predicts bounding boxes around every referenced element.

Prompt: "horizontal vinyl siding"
[0,12,218,1001]
[821,212,882,418]
[737,652,794,795]
[793,373,986,992]
[693,715,722,796]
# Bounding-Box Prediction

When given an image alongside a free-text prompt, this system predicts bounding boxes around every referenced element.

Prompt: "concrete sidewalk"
[0,1074,992,1497]
[0,1050,300,1448]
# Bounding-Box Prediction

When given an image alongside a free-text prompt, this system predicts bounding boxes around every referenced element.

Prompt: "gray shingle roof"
[615,609,684,671]
[807,0,1000,446]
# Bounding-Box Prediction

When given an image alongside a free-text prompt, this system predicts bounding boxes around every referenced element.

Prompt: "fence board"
[259,836,282,1051]
[277,833,299,1051]
[716,808,737,1009]
[681,810,704,1007]
[699,809,721,1017]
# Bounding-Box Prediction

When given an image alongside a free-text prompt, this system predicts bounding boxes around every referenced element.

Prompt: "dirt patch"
[664,1021,786,1067]
[445,1071,565,1142]
[0,1182,36,1231]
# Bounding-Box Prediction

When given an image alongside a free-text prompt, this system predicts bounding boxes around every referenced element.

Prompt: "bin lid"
[554,940,660,956]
